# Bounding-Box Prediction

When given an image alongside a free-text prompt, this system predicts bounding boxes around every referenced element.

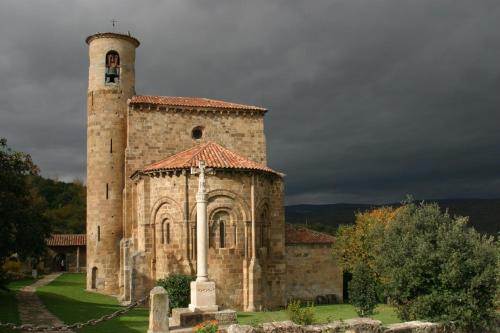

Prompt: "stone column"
[247,174,261,311]
[148,286,169,333]
[122,240,131,303]
[195,189,208,282]
[189,161,218,312]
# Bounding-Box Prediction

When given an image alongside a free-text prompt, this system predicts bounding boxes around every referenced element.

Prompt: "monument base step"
[170,308,237,328]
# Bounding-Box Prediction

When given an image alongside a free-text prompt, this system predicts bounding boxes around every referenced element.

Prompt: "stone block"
[189,281,218,312]
[148,286,169,333]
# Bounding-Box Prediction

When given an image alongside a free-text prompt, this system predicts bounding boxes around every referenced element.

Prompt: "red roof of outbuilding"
[142,141,280,176]
[47,234,86,246]
[285,224,335,244]
[129,95,266,112]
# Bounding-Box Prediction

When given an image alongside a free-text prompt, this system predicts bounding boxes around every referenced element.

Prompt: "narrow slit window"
[106,183,109,200]
[161,222,165,244]
[110,139,113,153]
[220,221,225,248]
[97,226,101,242]
[233,225,237,247]
[260,223,265,248]
[166,223,170,244]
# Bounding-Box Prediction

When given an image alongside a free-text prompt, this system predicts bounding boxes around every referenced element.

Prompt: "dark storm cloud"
[1,0,499,203]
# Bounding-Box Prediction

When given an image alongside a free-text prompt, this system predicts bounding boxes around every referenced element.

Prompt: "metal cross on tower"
[111,19,118,32]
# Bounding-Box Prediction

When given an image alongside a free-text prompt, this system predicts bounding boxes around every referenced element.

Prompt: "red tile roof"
[142,141,280,175]
[129,95,266,112]
[285,224,335,245]
[47,234,86,247]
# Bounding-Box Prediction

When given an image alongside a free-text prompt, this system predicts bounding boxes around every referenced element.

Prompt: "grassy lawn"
[237,303,400,325]
[37,273,148,333]
[0,276,41,333]
[35,273,400,332]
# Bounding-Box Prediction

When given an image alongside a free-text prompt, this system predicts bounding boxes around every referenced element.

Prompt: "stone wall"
[123,107,267,243]
[227,320,446,333]
[86,33,138,294]
[285,244,343,304]
[126,170,285,310]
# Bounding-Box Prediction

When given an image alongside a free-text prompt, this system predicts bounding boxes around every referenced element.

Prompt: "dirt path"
[16,273,73,332]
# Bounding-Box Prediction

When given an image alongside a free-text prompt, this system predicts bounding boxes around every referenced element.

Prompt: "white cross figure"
[191,160,215,194]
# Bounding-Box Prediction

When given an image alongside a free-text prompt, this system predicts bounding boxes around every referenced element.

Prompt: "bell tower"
[85,32,140,293]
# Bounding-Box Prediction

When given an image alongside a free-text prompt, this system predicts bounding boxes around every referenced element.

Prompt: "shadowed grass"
[36,273,148,333]
[0,277,41,333]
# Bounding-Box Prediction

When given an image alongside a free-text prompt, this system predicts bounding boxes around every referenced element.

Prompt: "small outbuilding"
[285,225,343,304]
[44,234,86,273]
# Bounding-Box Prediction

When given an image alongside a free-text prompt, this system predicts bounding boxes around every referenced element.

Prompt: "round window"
[192,127,203,140]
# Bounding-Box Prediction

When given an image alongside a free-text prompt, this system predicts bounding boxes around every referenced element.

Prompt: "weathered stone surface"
[285,244,343,304]
[148,286,169,333]
[224,320,447,333]
[174,309,237,327]
[189,280,218,312]
[261,321,303,333]
[343,318,382,333]
[384,321,443,333]
[227,324,256,333]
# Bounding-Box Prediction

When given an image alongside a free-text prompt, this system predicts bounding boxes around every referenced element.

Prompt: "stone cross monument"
[189,161,218,312]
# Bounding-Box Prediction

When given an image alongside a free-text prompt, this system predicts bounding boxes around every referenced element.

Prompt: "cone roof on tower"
[129,95,266,112]
[139,141,281,176]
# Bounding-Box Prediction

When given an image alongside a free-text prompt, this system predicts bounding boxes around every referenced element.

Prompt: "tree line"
[0,138,85,287]
[334,200,499,332]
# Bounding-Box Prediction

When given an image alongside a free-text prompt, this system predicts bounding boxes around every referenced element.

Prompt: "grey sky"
[1,0,499,204]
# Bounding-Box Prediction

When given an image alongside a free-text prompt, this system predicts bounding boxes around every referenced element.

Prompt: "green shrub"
[156,274,194,310]
[377,202,499,332]
[286,300,315,325]
[348,263,378,316]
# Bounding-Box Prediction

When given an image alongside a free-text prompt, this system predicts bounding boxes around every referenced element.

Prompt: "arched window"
[211,211,230,249]
[162,219,170,244]
[260,208,269,249]
[219,221,225,248]
[105,51,120,84]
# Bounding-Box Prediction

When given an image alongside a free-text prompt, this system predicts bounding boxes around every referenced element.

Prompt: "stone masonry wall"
[285,244,343,303]
[86,34,138,294]
[128,170,285,310]
[227,320,446,333]
[123,108,267,240]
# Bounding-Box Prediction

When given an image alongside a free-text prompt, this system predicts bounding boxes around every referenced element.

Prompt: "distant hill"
[286,199,500,235]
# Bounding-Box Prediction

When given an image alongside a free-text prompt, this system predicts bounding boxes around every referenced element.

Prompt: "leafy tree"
[333,207,398,273]
[377,202,498,332]
[0,138,51,286]
[348,262,378,316]
[29,176,86,233]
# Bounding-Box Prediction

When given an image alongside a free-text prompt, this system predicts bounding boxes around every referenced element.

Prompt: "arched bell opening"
[105,50,120,84]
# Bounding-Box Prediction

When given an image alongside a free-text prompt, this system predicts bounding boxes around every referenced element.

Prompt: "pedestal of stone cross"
[189,280,218,312]
[189,161,218,312]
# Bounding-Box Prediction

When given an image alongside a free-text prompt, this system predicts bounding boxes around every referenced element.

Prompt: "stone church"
[85,32,342,311]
